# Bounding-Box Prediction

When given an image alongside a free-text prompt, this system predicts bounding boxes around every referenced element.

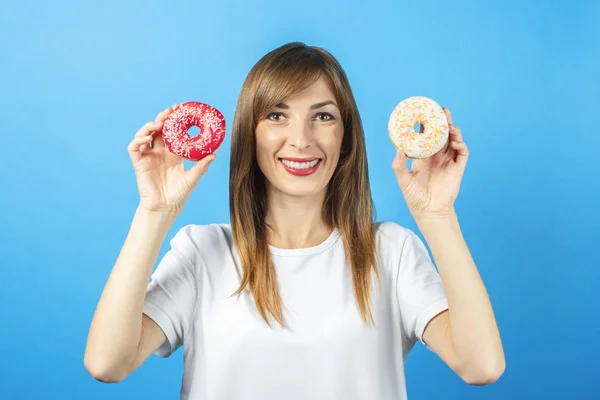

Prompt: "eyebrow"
[274,100,338,110]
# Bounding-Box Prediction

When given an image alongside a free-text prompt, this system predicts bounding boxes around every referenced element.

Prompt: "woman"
[84,42,505,399]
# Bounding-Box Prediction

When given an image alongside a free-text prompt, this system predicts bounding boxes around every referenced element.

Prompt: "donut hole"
[187,125,201,137]
[187,125,201,138]
[413,123,424,134]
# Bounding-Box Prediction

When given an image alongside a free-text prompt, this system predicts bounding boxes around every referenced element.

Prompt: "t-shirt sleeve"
[143,226,199,357]
[396,231,449,348]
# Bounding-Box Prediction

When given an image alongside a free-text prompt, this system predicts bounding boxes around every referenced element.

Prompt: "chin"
[274,182,326,198]
[258,156,335,199]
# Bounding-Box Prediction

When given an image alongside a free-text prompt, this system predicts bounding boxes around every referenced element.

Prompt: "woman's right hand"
[127,105,217,215]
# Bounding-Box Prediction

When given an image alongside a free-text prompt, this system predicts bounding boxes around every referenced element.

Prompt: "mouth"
[279,157,322,176]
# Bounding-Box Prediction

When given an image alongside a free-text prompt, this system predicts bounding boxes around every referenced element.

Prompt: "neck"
[264,187,332,249]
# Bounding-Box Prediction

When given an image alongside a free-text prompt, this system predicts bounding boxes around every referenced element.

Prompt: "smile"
[279,158,322,176]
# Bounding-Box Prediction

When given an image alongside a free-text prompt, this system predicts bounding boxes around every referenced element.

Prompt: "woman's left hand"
[392,108,469,218]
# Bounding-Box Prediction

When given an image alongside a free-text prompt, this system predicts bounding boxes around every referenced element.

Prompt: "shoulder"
[374,221,415,248]
[168,223,233,262]
[174,223,232,245]
[373,221,430,267]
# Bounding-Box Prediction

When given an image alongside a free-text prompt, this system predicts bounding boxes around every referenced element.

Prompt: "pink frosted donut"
[388,96,449,159]
[162,101,226,161]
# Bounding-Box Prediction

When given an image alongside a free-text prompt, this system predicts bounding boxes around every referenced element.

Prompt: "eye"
[315,112,335,121]
[266,112,285,122]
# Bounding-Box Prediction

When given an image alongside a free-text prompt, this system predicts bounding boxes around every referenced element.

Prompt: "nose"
[288,120,314,150]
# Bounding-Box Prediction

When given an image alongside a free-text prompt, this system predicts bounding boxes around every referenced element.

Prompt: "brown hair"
[229,42,378,327]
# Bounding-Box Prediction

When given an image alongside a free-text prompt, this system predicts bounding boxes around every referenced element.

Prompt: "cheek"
[321,126,344,160]
[255,127,282,165]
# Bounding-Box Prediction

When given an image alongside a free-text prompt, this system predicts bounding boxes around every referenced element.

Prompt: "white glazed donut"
[388,96,449,158]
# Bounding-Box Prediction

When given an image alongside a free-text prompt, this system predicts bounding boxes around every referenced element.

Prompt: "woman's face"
[255,77,344,199]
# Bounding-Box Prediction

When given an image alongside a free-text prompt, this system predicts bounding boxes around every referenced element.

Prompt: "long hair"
[229,42,378,327]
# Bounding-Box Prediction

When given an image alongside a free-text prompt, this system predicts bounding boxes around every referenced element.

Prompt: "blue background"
[1,0,598,398]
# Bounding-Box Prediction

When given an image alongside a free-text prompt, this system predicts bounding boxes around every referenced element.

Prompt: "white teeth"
[281,159,319,169]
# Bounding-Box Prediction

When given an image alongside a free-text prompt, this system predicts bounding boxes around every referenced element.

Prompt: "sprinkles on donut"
[388,96,449,159]
[162,101,226,161]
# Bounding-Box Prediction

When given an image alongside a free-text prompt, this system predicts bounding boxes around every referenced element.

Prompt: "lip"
[279,157,321,162]
[279,158,322,176]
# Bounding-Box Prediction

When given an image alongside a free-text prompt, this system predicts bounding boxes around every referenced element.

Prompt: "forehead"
[282,76,337,105]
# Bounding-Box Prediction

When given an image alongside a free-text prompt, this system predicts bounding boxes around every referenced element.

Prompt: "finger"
[149,119,166,149]
[133,121,162,155]
[134,121,161,138]
[140,136,153,152]
[151,131,166,149]
[128,133,154,162]
[392,149,412,191]
[129,132,153,147]
[450,140,469,169]
[130,134,153,149]
[449,124,463,142]
[442,107,452,125]
[154,107,173,123]
[442,122,463,154]
[187,153,217,183]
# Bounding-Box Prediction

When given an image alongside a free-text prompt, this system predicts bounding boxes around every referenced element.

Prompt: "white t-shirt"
[143,221,448,400]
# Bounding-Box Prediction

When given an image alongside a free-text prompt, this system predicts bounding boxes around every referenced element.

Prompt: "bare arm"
[84,207,175,382]
[419,211,505,385]
[84,105,216,382]
[391,107,504,385]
